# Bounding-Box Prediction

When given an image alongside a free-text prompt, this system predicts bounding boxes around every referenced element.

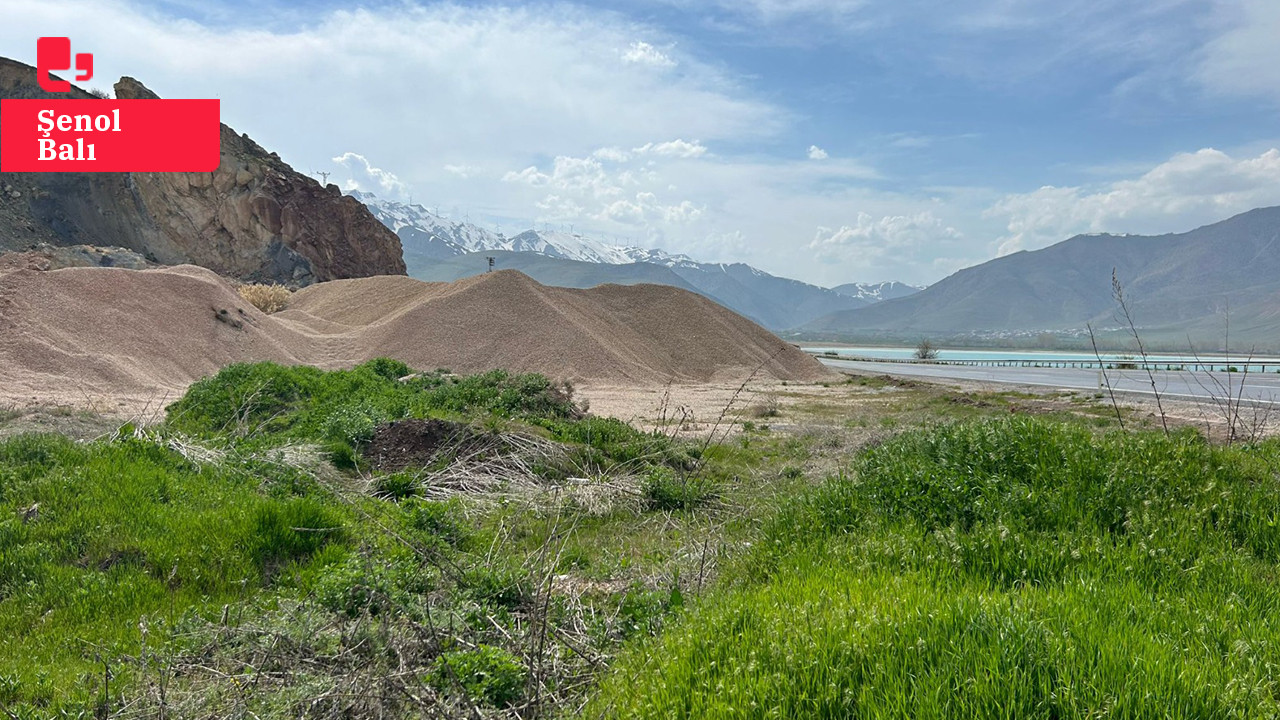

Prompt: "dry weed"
[238,283,292,313]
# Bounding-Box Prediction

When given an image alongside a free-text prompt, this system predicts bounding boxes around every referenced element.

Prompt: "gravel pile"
[0,266,831,401]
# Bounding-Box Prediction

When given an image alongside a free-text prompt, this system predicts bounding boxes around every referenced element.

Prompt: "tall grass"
[0,433,348,706]
[0,362,699,710]
[591,418,1280,718]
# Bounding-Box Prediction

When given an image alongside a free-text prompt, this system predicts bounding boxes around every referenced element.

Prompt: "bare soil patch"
[363,418,488,473]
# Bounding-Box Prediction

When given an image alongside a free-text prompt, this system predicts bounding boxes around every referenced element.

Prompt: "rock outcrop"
[0,57,405,284]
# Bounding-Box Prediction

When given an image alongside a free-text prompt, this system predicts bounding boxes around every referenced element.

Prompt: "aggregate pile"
[0,266,832,402]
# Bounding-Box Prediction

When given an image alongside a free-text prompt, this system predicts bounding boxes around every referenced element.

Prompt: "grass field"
[591,419,1280,718]
[3,361,1278,717]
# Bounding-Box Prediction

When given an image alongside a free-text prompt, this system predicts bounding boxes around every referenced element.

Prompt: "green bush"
[430,644,526,708]
[373,470,419,501]
[643,466,716,511]
[461,564,531,609]
[322,403,387,446]
[406,498,471,548]
[362,357,412,381]
[166,362,582,448]
[313,553,431,617]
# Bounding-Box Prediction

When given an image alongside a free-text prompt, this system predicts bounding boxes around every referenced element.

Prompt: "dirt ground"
[2,368,1273,444]
[580,370,1279,443]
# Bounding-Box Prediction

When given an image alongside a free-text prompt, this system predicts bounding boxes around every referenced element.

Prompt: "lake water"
[801,345,1280,367]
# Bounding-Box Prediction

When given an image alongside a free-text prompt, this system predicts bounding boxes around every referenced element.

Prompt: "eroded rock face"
[0,58,405,284]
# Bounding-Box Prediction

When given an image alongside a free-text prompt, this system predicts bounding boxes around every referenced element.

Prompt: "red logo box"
[1,99,221,172]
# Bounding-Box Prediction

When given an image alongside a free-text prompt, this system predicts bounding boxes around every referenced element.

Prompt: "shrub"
[406,498,470,548]
[746,396,780,418]
[644,466,716,511]
[362,357,412,381]
[322,403,386,446]
[461,565,531,609]
[913,338,939,360]
[237,283,292,313]
[410,369,582,419]
[325,440,358,470]
[430,645,526,708]
[166,362,584,446]
[313,553,431,617]
[166,362,326,436]
[373,471,419,501]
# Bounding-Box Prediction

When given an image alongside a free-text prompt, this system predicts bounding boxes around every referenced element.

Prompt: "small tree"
[914,338,939,360]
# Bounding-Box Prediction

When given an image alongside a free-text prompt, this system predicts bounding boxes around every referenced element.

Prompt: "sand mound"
[0,265,316,400]
[0,267,831,403]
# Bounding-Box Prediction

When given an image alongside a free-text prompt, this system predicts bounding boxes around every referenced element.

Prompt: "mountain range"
[802,206,1280,350]
[353,192,916,330]
[831,281,923,303]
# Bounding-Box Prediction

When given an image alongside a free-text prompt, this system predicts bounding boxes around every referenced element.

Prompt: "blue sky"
[2,0,1279,286]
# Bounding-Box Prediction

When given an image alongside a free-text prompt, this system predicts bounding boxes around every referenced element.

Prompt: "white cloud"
[503,156,623,200]
[807,145,829,160]
[593,147,633,162]
[443,164,479,178]
[988,148,1280,254]
[534,194,586,221]
[808,211,963,263]
[633,139,709,158]
[502,166,548,186]
[622,41,676,68]
[886,133,934,149]
[599,193,703,225]
[698,0,870,26]
[0,1,780,197]
[1197,0,1280,104]
[331,152,408,198]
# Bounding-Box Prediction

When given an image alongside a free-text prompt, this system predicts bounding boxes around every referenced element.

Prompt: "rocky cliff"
[0,57,405,284]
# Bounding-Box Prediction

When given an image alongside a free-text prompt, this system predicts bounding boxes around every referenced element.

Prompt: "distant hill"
[355,192,897,330]
[802,207,1280,349]
[831,281,922,303]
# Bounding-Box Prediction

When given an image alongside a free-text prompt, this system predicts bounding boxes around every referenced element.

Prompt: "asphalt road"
[819,357,1280,406]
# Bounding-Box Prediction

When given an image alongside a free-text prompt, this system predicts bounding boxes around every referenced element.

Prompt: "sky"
[2,0,1280,287]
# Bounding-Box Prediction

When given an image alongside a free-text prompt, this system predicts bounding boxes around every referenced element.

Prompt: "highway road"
[818,357,1280,406]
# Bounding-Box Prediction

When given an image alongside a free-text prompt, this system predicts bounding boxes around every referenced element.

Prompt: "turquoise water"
[802,345,1280,367]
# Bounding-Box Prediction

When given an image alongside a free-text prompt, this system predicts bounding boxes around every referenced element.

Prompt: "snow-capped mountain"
[353,190,915,330]
[351,191,699,267]
[830,281,923,303]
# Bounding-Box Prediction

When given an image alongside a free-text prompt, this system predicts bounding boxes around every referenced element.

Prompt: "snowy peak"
[349,191,500,256]
[353,191,698,267]
[830,281,923,303]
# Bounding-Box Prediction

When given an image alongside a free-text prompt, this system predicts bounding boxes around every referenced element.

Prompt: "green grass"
[13,360,1273,717]
[0,362,714,713]
[165,360,583,449]
[591,418,1280,719]
[0,433,350,707]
